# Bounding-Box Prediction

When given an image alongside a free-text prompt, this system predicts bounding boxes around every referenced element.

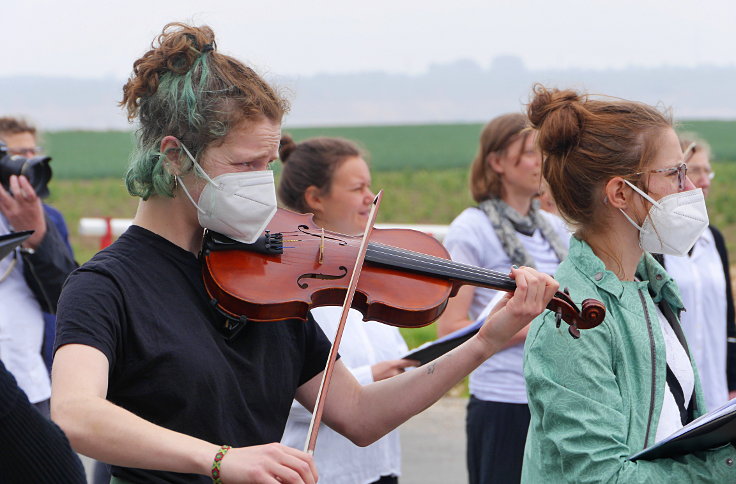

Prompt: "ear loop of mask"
[618,179,663,231]
[172,143,217,215]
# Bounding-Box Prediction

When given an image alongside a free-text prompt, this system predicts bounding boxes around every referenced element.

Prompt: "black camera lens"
[0,144,53,198]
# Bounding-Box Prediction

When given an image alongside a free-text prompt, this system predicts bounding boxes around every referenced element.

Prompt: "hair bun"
[279,135,297,162]
[527,84,585,156]
[121,23,216,120]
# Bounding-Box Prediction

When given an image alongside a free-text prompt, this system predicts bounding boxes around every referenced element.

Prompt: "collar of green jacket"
[566,236,684,310]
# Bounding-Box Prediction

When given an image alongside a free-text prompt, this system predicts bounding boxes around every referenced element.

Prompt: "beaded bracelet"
[211,444,231,484]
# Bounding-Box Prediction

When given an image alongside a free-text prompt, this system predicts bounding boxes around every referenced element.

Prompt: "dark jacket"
[0,359,86,483]
[21,213,77,314]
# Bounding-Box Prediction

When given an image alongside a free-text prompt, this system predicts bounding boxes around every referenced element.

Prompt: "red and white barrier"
[79,218,449,249]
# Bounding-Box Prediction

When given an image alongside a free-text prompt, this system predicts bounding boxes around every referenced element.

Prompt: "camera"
[0,142,52,198]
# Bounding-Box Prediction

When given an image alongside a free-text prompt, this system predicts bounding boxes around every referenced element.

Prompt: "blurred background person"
[0,117,75,372]
[436,113,569,484]
[278,135,419,484]
[536,178,559,216]
[656,132,736,410]
[0,117,76,419]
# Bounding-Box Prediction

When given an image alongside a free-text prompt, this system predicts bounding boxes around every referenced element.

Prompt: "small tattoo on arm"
[426,362,436,375]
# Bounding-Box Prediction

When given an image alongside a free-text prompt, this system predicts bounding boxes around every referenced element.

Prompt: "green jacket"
[522,236,736,483]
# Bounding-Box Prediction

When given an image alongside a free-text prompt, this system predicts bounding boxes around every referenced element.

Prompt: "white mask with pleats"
[176,143,277,244]
[619,180,709,256]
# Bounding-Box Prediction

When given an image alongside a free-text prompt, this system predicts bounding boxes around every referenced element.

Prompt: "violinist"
[522,86,736,482]
[50,23,559,484]
[277,135,417,484]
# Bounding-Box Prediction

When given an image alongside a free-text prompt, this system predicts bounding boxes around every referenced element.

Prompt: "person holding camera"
[0,117,76,418]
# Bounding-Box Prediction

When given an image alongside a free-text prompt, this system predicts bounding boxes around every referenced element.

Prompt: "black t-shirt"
[55,225,333,483]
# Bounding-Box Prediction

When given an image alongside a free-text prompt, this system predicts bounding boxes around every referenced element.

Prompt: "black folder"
[0,230,32,261]
[629,398,736,460]
[403,318,482,366]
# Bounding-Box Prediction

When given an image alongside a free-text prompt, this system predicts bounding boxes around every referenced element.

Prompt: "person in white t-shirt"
[278,135,419,484]
[436,113,569,484]
[659,132,736,411]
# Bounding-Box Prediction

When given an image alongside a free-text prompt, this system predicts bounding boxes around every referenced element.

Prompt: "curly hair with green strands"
[120,22,289,200]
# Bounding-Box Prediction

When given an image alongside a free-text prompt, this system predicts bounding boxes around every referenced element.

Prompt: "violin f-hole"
[297,266,349,289]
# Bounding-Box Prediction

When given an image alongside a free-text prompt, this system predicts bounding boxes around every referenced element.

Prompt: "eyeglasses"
[7,146,44,157]
[631,162,688,191]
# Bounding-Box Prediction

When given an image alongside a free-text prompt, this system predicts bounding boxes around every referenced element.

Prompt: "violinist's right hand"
[476,266,558,353]
[217,443,318,484]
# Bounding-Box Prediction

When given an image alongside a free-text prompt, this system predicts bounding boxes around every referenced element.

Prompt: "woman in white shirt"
[278,135,418,484]
[660,133,736,410]
[436,113,569,484]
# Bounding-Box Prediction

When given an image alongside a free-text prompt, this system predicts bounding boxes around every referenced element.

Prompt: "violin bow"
[303,191,384,454]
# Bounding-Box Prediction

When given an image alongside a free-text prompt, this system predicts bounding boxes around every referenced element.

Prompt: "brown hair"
[0,117,37,137]
[120,22,289,199]
[527,85,672,235]
[469,113,530,203]
[278,135,363,213]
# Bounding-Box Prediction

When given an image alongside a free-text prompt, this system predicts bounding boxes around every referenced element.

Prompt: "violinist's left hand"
[477,266,558,353]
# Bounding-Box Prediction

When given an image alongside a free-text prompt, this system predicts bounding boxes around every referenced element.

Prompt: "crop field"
[43,120,736,179]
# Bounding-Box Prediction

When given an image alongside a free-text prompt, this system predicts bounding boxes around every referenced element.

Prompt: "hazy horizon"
[3,56,735,131]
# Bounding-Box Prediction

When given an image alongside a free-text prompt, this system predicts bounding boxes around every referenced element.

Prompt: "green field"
[43,120,736,179]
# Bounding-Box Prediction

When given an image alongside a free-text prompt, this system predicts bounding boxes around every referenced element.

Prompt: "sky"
[6,0,736,81]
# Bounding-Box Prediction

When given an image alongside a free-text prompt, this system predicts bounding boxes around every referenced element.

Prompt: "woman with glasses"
[656,133,736,411]
[522,86,736,482]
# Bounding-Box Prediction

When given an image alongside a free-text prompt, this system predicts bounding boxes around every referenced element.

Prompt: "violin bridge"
[319,227,325,264]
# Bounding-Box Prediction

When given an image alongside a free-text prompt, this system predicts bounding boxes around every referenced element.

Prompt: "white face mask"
[619,180,709,256]
[176,144,277,244]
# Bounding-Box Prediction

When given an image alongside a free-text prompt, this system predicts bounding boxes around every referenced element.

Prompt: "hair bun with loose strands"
[527,85,587,158]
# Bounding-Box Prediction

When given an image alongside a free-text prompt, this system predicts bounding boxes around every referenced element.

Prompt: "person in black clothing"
[51,22,558,484]
[0,349,86,483]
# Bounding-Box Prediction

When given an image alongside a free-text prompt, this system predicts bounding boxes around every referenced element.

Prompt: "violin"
[201,208,605,338]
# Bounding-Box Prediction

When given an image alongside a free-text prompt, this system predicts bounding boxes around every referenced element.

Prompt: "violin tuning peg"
[555,310,562,329]
[563,287,570,296]
[568,322,581,339]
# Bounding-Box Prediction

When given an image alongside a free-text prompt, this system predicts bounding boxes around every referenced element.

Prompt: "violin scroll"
[580,298,606,329]
[547,291,606,339]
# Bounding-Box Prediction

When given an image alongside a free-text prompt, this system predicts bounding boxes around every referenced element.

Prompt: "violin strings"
[278,236,515,286]
[368,243,515,287]
[368,242,512,280]
[268,237,582,304]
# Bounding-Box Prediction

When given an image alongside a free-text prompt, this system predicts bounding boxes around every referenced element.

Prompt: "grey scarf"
[478,198,568,268]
